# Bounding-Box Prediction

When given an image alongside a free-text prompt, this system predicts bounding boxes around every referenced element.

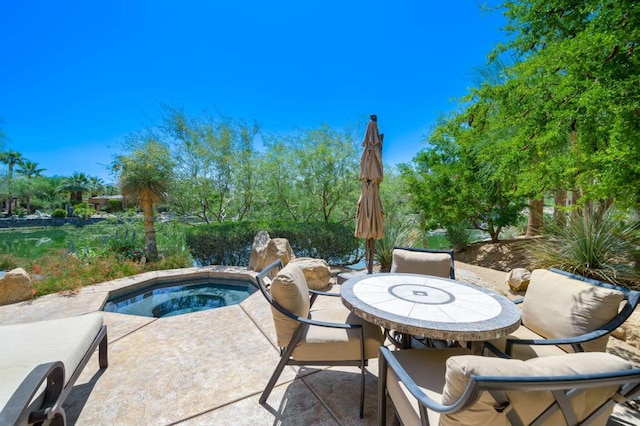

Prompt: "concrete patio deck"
[1,265,638,425]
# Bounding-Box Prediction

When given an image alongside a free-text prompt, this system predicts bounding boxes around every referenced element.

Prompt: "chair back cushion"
[521,269,624,352]
[391,249,451,278]
[441,352,632,426]
[269,263,310,347]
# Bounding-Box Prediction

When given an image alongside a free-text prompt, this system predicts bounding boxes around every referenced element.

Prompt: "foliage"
[51,209,67,218]
[528,208,640,288]
[375,216,421,272]
[186,220,359,266]
[445,223,472,252]
[401,115,526,242]
[115,137,175,261]
[72,201,94,219]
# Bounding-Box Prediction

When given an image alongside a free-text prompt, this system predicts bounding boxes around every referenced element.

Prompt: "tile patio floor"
[1,266,638,425]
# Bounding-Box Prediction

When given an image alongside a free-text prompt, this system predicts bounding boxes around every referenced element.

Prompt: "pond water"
[103,277,257,318]
[0,228,69,258]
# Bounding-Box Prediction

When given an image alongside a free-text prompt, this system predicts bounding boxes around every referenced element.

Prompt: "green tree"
[485,0,640,208]
[0,150,24,216]
[59,172,90,203]
[16,160,45,214]
[164,108,259,223]
[114,138,174,261]
[262,124,360,223]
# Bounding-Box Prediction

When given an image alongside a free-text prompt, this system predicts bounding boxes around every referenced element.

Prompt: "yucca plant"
[375,217,421,272]
[528,207,640,288]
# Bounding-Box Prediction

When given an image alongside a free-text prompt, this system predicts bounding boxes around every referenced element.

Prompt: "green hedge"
[186,221,359,266]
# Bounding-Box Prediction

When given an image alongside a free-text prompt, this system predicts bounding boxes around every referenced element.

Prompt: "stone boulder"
[506,268,531,292]
[249,231,294,272]
[0,268,33,305]
[290,257,331,290]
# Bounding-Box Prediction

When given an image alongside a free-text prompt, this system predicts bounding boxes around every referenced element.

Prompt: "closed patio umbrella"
[355,114,385,274]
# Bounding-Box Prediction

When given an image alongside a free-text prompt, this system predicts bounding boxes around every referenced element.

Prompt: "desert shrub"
[375,217,421,272]
[51,209,67,218]
[0,254,21,271]
[186,221,358,266]
[446,223,472,251]
[108,198,123,212]
[72,202,94,219]
[529,207,640,288]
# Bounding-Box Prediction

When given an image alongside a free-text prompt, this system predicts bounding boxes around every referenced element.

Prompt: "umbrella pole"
[366,238,374,274]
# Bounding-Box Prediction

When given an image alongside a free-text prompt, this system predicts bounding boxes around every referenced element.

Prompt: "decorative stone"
[0,268,33,305]
[289,257,331,290]
[506,268,531,292]
[248,232,294,272]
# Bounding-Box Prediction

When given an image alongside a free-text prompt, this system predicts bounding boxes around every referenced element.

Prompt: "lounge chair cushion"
[521,269,624,352]
[391,249,451,278]
[385,348,472,426]
[0,313,104,409]
[292,307,383,362]
[441,352,632,426]
[269,263,311,347]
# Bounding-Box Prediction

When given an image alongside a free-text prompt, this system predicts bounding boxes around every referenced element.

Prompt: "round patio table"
[341,273,521,348]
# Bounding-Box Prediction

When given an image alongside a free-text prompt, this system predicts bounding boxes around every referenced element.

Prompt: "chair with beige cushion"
[391,247,455,279]
[257,259,384,418]
[488,268,639,360]
[378,346,640,426]
[0,313,108,425]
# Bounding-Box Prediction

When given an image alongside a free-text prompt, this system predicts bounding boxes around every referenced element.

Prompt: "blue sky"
[0,1,506,182]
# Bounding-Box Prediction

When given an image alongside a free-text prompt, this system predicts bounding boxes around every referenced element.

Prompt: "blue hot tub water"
[103,277,257,318]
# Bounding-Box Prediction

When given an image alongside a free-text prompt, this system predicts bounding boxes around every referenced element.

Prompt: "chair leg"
[378,351,387,426]
[260,346,294,405]
[99,331,108,369]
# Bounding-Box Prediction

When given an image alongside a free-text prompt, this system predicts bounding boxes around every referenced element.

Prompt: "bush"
[446,223,472,252]
[72,202,94,219]
[108,199,123,213]
[375,217,420,272]
[51,209,67,218]
[186,221,359,266]
[528,208,640,288]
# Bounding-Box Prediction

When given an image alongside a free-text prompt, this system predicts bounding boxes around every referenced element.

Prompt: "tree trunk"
[526,198,545,236]
[553,190,567,227]
[140,198,159,261]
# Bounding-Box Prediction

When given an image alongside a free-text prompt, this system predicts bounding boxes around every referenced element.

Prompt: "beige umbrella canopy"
[355,114,385,274]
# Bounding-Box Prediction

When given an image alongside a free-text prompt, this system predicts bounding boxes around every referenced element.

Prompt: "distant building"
[87,195,126,212]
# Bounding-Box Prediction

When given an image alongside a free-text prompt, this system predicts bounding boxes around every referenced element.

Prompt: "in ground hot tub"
[103,276,257,318]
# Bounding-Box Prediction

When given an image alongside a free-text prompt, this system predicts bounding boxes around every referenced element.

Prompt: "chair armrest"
[512,297,524,305]
[309,289,340,297]
[379,347,480,415]
[0,362,65,425]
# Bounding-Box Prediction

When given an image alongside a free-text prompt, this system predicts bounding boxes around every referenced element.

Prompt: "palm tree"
[87,176,105,197]
[16,160,45,214]
[116,138,174,261]
[59,172,89,202]
[0,150,24,216]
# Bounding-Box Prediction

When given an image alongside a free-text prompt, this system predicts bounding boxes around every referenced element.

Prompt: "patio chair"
[488,268,640,360]
[0,313,108,426]
[391,247,456,280]
[257,259,384,418]
[378,346,640,426]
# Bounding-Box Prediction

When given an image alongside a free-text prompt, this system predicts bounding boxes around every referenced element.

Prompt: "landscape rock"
[248,231,294,272]
[0,268,33,305]
[290,257,331,290]
[506,268,531,292]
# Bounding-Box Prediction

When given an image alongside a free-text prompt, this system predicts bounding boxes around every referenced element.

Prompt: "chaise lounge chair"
[0,312,108,425]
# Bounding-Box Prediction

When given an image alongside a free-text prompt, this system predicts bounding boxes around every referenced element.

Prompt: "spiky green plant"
[528,208,640,287]
[375,217,421,272]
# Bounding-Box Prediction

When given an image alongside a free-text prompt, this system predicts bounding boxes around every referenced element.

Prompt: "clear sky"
[0,1,506,182]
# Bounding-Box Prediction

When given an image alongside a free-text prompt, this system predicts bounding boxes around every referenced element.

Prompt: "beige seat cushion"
[385,348,472,426]
[391,249,451,278]
[521,269,624,352]
[269,263,311,347]
[292,307,383,361]
[441,352,632,426]
[0,313,104,408]
[489,325,568,360]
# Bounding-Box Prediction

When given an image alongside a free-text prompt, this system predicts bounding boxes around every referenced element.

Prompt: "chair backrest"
[440,352,640,426]
[521,269,637,352]
[391,247,455,279]
[257,260,311,348]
